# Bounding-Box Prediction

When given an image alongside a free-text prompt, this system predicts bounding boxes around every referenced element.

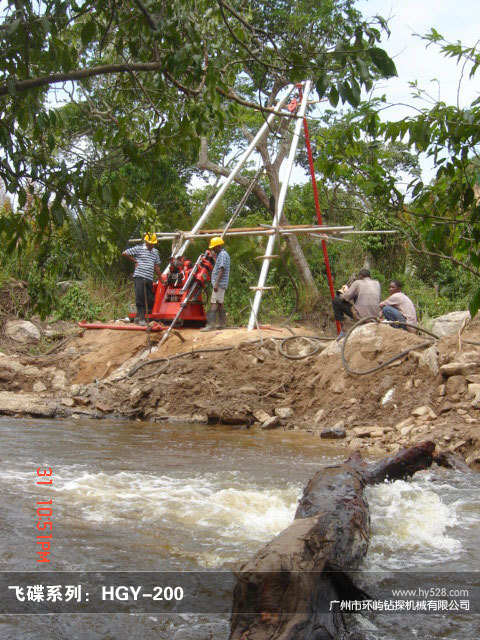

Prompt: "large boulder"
[431,311,470,337]
[4,319,41,344]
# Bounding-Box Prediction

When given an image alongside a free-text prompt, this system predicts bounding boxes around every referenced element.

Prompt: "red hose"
[78,322,166,332]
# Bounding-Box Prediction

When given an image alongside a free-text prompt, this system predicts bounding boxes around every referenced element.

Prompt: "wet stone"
[261,416,280,430]
[320,426,346,439]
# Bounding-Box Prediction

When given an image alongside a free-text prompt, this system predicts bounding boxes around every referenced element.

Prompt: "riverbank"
[1,316,480,469]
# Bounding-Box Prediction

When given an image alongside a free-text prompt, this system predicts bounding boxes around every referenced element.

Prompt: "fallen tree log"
[229,441,436,640]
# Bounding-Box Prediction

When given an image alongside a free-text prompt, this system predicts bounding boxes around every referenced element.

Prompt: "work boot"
[216,308,227,329]
[200,309,217,332]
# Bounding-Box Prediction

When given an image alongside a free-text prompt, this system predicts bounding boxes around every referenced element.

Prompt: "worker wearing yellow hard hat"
[143,233,158,245]
[202,236,230,331]
[208,236,224,249]
[122,232,162,326]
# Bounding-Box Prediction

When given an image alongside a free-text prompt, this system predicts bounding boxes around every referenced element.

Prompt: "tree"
[194,0,398,300]
[316,33,480,315]
[0,0,396,263]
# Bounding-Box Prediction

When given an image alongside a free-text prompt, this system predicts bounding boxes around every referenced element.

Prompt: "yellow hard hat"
[209,236,224,249]
[144,233,158,245]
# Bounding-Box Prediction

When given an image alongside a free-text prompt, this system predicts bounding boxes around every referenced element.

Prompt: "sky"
[357,0,479,115]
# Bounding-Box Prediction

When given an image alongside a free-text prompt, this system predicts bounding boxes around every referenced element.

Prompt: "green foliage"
[53,283,102,323]
[0,0,395,246]
[26,271,58,320]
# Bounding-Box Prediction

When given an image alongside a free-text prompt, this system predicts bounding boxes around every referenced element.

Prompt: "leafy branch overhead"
[311,33,480,316]
[0,0,396,235]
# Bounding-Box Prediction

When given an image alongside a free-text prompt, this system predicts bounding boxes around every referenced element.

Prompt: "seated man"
[379,280,417,331]
[332,268,381,339]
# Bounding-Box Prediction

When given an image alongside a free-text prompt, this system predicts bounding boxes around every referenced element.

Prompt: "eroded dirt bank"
[1,319,480,468]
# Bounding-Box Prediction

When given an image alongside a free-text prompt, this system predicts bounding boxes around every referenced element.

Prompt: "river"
[0,417,478,639]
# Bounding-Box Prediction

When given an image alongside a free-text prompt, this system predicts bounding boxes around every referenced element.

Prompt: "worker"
[201,236,230,331]
[379,280,417,331]
[332,268,381,339]
[122,233,162,326]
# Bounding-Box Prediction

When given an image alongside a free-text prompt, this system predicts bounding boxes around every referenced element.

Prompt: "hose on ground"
[340,316,439,376]
[278,334,335,360]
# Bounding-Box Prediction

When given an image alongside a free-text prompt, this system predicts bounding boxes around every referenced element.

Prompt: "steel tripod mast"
[247,80,313,330]
[165,85,295,273]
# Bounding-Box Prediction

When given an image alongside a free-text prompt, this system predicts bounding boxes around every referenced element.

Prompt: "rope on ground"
[278,334,336,360]
[340,316,440,376]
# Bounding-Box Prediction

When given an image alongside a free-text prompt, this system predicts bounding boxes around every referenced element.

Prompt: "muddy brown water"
[0,417,478,639]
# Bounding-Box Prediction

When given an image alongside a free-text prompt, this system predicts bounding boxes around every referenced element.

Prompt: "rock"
[329,378,348,394]
[438,384,446,397]
[395,417,414,430]
[58,280,82,294]
[0,391,56,417]
[380,388,395,405]
[5,320,41,344]
[459,350,480,365]
[417,345,439,376]
[466,451,480,465]
[0,357,22,373]
[252,409,271,423]
[274,407,294,419]
[33,381,47,393]
[467,374,480,384]
[190,413,208,423]
[467,383,480,397]
[320,425,346,439]
[261,416,280,429]
[431,310,470,337]
[24,366,42,377]
[313,408,325,425]
[0,369,14,382]
[51,369,68,390]
[411,405,437,420]
[471,394,480,409]
[61,397,75,407]
[400,424,415,437]
[72,396,90,406]
[129,388,143,405]
[411,405,428,417]
[445,375,468,396]
[95,401,113,413]
[440,362,477,377]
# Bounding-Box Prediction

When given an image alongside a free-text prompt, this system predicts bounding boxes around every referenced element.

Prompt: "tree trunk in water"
[229,442,436,640]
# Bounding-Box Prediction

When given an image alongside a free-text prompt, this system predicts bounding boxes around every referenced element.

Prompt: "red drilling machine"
[127,249,216,327]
